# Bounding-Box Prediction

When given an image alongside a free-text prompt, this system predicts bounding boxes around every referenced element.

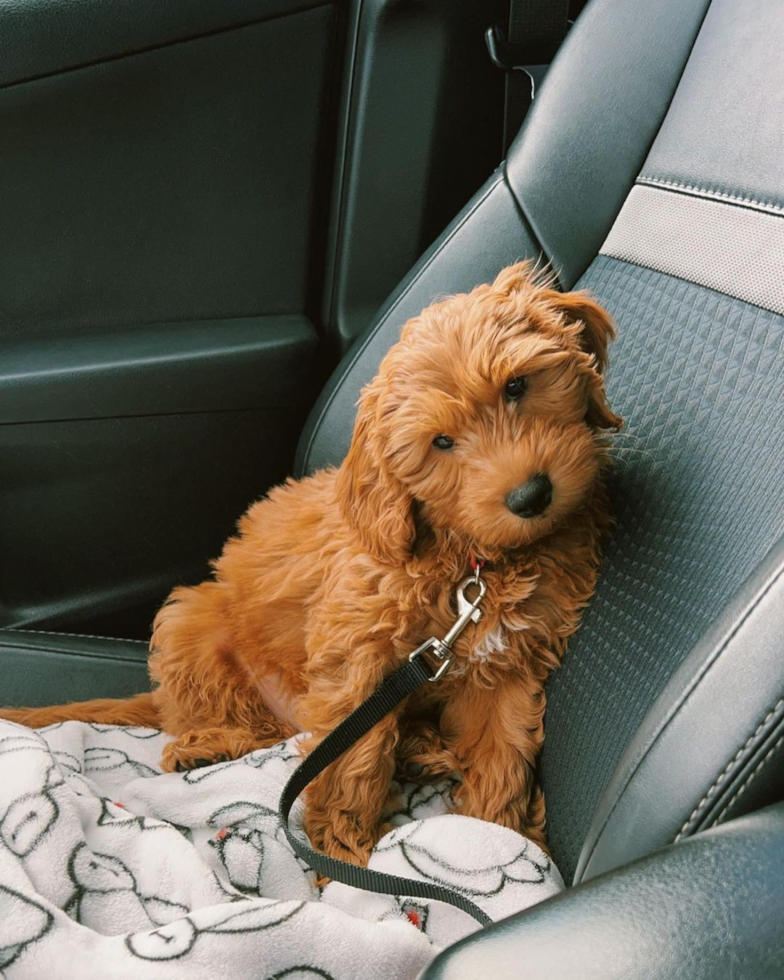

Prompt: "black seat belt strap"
[487,0,570,154]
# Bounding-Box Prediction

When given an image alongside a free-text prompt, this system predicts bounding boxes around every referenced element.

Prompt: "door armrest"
[423,803,784,979]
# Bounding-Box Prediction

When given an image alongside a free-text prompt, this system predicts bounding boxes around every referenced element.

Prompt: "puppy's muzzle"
[506,474,553,518]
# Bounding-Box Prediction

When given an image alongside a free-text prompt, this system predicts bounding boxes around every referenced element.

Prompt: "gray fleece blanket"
[0,719,562,979]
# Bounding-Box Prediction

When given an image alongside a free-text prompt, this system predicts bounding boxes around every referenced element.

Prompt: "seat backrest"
[296,0,784,885]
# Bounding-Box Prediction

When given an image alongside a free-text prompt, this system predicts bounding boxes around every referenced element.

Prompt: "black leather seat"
[3,0,783,973]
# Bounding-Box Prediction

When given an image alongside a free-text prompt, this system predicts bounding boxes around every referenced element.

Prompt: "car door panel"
[2,406,306,638]
[1,317,316,422]
[0,0,331,87]
[1,0,338,637]
[1,5,337,333]
[2,0,508,640]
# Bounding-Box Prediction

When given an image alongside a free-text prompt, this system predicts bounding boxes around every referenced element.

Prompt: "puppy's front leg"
[298,667,402,871]
[444,675,548,851]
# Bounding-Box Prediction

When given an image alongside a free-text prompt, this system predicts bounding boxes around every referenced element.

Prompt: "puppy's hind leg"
[151,581,296,771]
[160,721,293,772]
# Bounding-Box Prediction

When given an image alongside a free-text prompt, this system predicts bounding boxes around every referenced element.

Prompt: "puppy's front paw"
[396,725,458,783]
[450,783,550,853]
[160,726,267,772]
[305,813,390,875]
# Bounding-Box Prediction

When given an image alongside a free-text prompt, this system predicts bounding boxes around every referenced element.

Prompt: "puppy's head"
[338,262,621,565]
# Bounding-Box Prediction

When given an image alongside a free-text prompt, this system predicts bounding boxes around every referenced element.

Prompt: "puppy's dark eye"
[432,435,454,450]
[504,376,528,401]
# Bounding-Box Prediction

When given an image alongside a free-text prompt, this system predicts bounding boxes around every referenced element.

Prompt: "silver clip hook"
[409,573,487,681]
[442,576,487,648]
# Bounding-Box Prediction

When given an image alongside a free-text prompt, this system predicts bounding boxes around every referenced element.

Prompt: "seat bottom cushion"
[0,629,149,708]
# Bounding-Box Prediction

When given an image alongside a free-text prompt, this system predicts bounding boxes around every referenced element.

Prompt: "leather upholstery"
[0,629,149,708]
[295,172,543,475]
[600,0,784,315]
[505,0,711,288]
[540,259,784,881]
[422,803,784,980]
[601,184,784,315]
[578,535,784,881]
[639,0,784,213]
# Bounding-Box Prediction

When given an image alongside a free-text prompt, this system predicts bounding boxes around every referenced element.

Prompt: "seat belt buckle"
[486,24,527,71]
[485,23,565,71]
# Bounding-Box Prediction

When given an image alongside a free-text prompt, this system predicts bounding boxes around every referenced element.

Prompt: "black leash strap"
[278,655,492,926]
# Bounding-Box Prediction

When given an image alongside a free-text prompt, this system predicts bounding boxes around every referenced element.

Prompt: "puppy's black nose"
[506,474,553,518]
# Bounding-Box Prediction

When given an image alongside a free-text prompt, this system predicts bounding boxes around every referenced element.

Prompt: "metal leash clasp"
[409,574,487,681]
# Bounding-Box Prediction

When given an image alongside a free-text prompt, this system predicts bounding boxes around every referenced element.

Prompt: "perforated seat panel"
[540,258,784,879]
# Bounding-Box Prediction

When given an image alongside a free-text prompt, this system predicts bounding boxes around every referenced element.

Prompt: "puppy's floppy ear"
[336,377,417,565]
[492,258,558,297]
[492,260,536,295]
[550,290,622,431]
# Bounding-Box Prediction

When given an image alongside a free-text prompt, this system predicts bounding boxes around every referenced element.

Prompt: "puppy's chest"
[458,611,528,675]
[416,587,533,674]
[465,620,515,663]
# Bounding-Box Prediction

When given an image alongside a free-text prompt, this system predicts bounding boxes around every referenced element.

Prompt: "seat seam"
[595,253,783,319]
[674,697,784,841]
[1,628,148,645]
[710,730,784,830]
[637,176,784,216]
[0,645,148,666]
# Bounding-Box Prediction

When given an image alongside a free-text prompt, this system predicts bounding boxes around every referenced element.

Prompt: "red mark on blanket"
[215,828,230,841]
[114,802,126,809]
[406,910,421,928]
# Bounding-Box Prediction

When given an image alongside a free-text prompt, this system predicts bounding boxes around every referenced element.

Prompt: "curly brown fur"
[2,262,621,867]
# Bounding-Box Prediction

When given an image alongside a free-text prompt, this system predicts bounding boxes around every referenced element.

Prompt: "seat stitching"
[710,731,784,829]
[637,176,784,216]
[0,628,148,645]
[674,697,784,841]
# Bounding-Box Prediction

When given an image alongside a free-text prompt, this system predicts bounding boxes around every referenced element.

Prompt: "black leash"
[278,573,492,927]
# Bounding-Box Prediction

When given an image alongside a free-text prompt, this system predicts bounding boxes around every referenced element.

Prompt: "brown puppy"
[2,263,621,867]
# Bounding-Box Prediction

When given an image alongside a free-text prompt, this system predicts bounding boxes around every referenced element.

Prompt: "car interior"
[2,0,783,975]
